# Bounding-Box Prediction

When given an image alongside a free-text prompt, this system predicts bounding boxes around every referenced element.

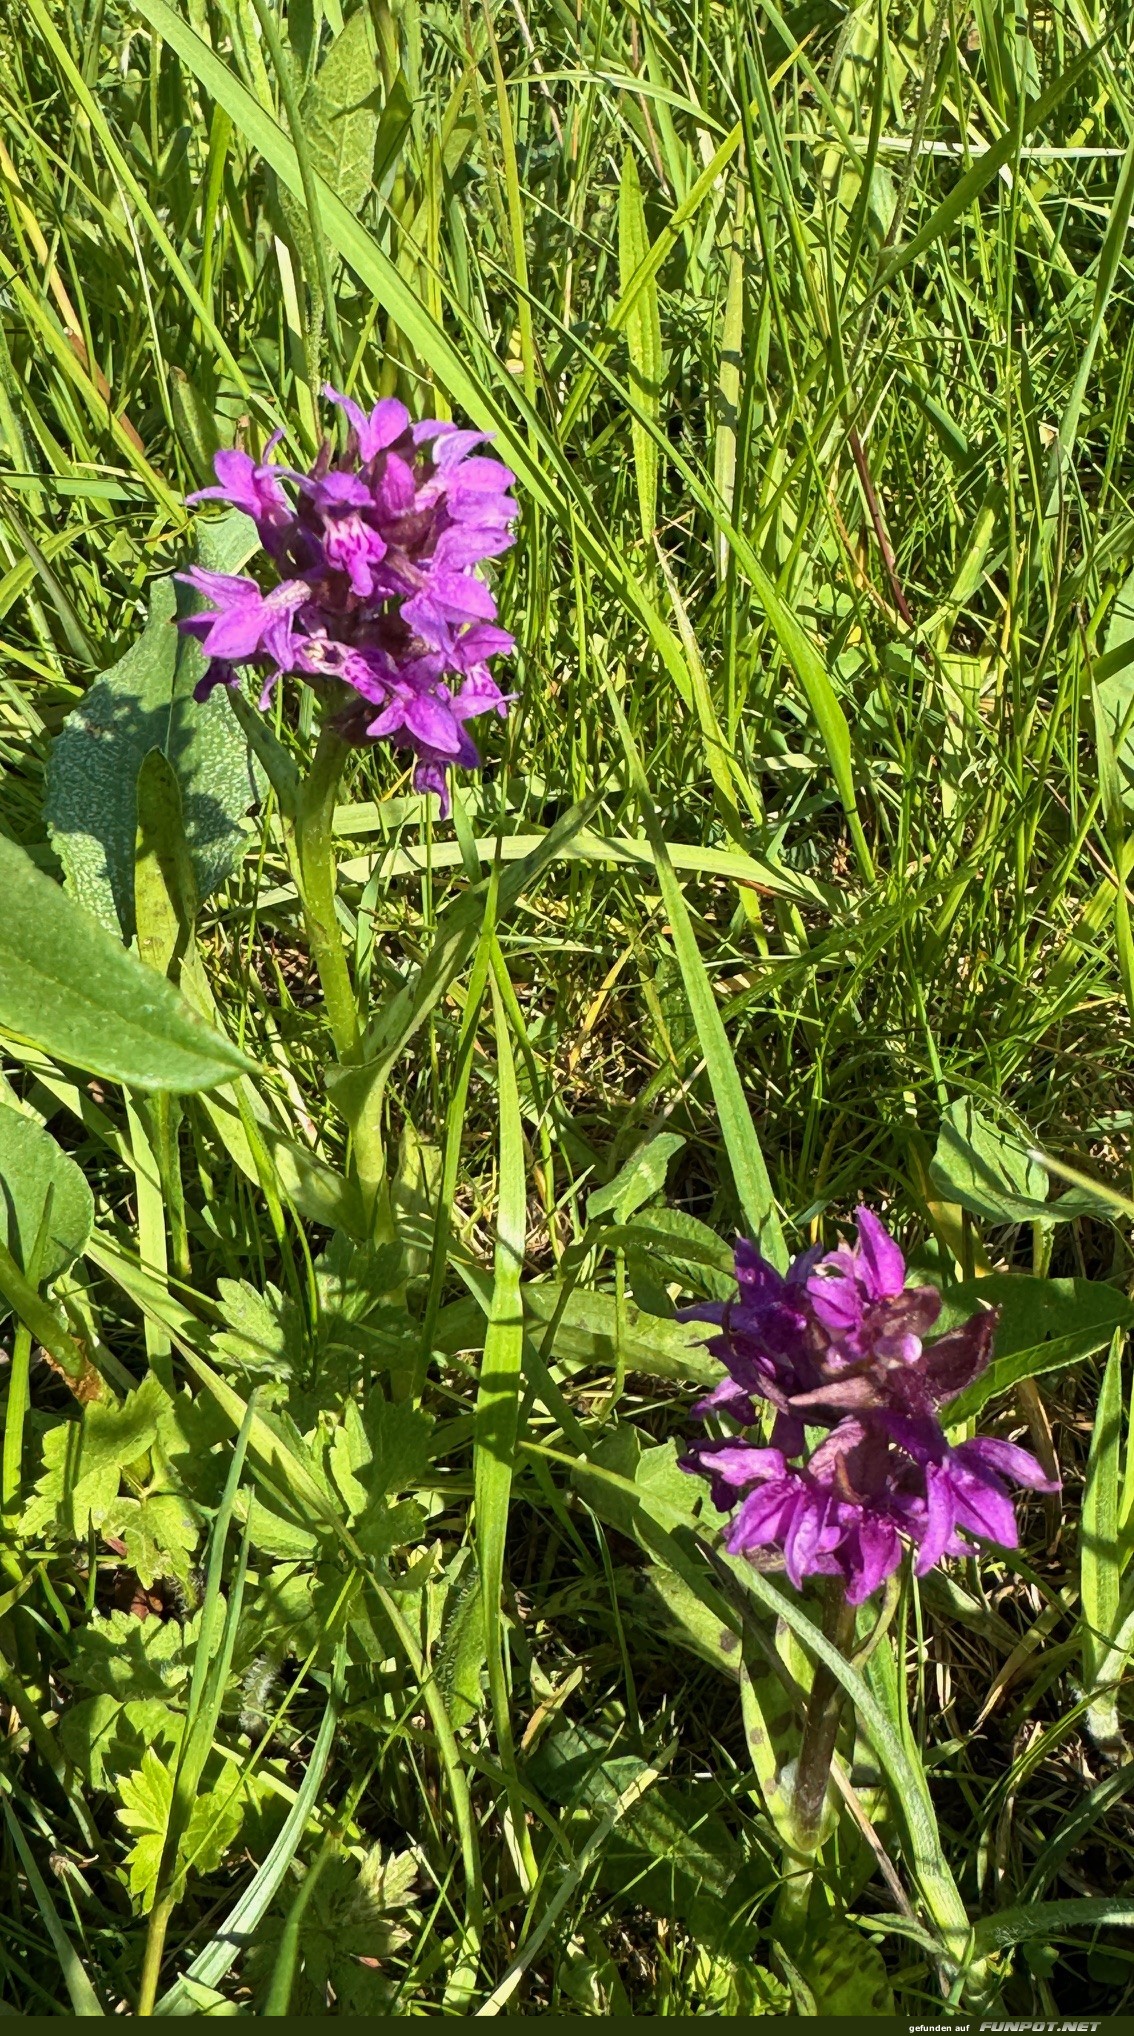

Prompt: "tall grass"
[3,0,1134,2011]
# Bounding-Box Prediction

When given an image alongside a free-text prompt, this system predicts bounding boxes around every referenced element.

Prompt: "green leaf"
[134,748,198,979]
[68,1606,202,1701]
[0,832,253,1092]
[117,1747,244,1911]
[327,1391,432,1551]
[930,1096,1050,1223]
[212,1277,304,1377]
[300,8,378,213]
[44,513,261,939]
[106,1491,201,1587]
[0,1101,93,1281]
[1082,1330,1125,1749]
[587,1131,685,1223]
[1096,570,1134,808]
[58,1693,127,1791]
[618,148,662,543]
[24,1373,169,1543]
[941,1274,1134,1425]
[798,1923,894,2016]
[117,1746,175,1910]
[970,1895,1134,1956]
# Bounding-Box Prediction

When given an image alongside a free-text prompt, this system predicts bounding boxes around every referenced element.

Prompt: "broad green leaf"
[24,1372,165,1540]
[940,1275,1134,1425]
[0,1101,93,1281]
[279,8,379,289]
[932,1100,1114,1225]
[970,1895,1134,1956]
[587,1131,685,1223]
[0,833,253,1092]
[68,1607,202,1702]
[799,1923,895,2016]
[618,149,662,543]
[471,974,533,1879]
[117,1747,244,1911]
[44,511,260,939]
[106,1491,201,1588]
[930,1096,1049,1223]
[301,8,378,213]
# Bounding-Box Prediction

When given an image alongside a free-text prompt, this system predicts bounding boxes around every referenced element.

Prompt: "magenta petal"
[402,692,462,755]
[915,1465,955,1575]
[955,1435,1059,1492]
[854,1206,906,1298]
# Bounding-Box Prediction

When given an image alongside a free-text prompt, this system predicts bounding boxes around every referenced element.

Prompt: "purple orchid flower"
[681,1207,1059,1602]
[179,385,518,811]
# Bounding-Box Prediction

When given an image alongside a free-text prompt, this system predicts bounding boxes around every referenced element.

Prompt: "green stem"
[291,721,392,1236]
[1,1320,31,1523]
[293,723,359,1063]
[775,1580,857,1949]
[137,1889,175,2017]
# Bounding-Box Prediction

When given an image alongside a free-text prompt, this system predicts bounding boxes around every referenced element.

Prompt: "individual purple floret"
[178,387,518,816]
[680,1207,1058,1604]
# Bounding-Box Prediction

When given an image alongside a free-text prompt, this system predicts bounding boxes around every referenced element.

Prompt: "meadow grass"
[3,0,1134,2013]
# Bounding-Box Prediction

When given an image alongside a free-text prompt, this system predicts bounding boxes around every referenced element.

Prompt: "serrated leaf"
[0,832,253,1092]
[329,1391,432,1517]
[68,1607,202,1701]
[117,1745,243,1910]
[246,1843,416,2014]
[58,1693,124,1791]
[587,1131,685,1223]
[45,511,261,939]
[0,1101,93,1281]
[212,1277,304,1376]
[118,1745,173,1910]
[107,1491,201,1586]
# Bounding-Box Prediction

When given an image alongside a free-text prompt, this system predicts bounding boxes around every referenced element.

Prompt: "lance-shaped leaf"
[0,833,252,1092]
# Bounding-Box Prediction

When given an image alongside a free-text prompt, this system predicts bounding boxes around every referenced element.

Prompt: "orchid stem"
[293,723,359,1063]
[775,1580,857,1950]
[292,719,397,1246]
